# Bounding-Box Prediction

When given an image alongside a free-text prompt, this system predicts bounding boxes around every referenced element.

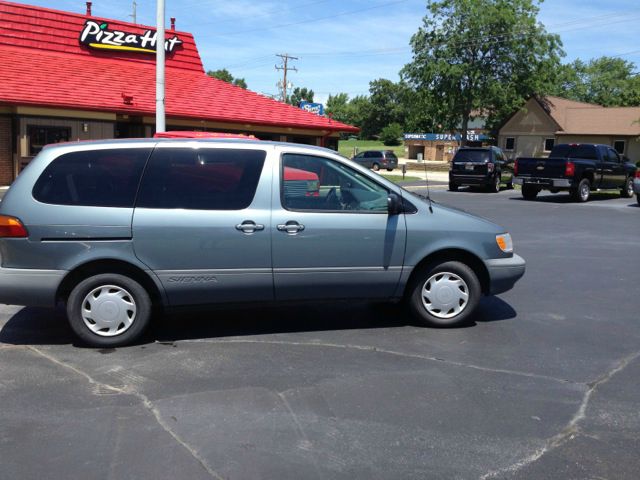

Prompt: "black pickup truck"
[513,144,637,202]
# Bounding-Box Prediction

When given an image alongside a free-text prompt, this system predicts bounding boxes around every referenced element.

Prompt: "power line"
[197,0,410,39]
[218,10,640,69]
[184,0,333,28]
[275,54,298,103]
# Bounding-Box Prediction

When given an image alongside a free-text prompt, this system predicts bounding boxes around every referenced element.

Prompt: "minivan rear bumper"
[484,254,526,295]
[0,267,65,307]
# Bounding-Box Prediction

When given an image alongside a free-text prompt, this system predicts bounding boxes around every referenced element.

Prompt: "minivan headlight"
[496,233,513,253]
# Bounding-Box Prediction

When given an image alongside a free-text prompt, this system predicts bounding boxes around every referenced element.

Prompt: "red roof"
[0,1,357,133]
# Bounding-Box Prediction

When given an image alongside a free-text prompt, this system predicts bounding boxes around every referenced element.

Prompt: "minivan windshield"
[453,150,490,163]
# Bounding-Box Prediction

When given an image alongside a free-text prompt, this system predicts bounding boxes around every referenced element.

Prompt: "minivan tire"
[66,274,152,347]
[372,163,380,171]
[407,261,481,328]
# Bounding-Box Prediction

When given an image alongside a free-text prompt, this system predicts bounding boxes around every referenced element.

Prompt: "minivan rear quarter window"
[136,148,266,210]
[32,148,151,207]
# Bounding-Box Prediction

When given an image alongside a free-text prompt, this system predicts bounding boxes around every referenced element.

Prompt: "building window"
[613,140,625,155]
[27,125,71,156]
[505,137,515,151]
[544,138,555,152]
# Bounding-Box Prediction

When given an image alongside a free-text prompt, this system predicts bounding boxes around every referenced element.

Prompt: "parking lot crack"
[180,339,577,385]
[479,350,640,479]
[276,391,323,479]
[26,346,225,480]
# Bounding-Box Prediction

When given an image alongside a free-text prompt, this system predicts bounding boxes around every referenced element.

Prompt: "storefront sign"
[299,102,324,116]
[79,21,183,54]
[404,131,490,142]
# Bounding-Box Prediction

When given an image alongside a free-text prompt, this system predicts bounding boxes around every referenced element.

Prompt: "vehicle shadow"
[0,297,517,347]
[508,192,622,203]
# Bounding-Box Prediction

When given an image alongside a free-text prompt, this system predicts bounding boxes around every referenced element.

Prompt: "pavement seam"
[25,346,225,480]
[479,350,640,479]
[275,391,324,480]
[174,339,577,385]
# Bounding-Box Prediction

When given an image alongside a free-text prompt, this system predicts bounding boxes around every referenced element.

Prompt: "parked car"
[634,169,640,206]
[0,137,525,347]
[449,146,514,193]
[351,150,398,171]
[513,144,637,202]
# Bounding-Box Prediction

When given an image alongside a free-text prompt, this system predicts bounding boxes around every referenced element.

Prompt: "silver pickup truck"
[0,137,525,347]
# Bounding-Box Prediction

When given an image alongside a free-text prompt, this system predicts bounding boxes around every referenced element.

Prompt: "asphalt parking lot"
[1,187,638,480]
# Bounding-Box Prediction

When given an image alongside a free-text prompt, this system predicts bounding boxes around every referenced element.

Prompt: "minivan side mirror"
[387,193,403,215]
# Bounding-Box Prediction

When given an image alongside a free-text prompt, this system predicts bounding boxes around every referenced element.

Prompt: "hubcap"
[81,285,137,337]
[580,183,589,201]
[421,272,469,319]
[627,180,633,196]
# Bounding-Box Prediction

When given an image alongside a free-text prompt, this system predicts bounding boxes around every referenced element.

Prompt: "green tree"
[402,0,563,144]
[551,57,640,106]
[380,123,404,146]
[287,87,314,106]
[348,95,374,139]
[326,93,351,124]
[207,68,248,89]
[363,79,409,137]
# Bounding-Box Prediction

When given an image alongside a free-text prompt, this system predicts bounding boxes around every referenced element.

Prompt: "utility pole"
[156,0,166,133]
[129,0,137,23]
[275,53,298,103]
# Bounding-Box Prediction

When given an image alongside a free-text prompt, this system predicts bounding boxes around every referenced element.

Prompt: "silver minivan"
[0,138,525,347]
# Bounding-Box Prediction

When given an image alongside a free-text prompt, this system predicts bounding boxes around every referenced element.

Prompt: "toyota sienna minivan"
[0,137,525,347]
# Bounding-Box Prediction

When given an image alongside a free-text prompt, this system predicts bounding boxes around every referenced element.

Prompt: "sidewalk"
[379,169,449,183]
[378,157,450,183]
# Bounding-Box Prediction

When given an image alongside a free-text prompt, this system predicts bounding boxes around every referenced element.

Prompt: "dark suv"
[449,146,514,193]
[351,150,398,171]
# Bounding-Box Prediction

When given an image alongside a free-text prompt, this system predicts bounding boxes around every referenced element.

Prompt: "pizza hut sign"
[79,21,183,54]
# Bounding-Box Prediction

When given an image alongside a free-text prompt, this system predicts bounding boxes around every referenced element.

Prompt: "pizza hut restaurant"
[0,1,358,185]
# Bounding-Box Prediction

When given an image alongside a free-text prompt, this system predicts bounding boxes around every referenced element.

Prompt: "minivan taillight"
[565,161,575,177]
[0,215,28,238]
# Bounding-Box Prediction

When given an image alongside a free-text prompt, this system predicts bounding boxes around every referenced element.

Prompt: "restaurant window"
[544,138,555,152]
[505,137,515,151]
[27,125,71,156]
[613,140,625,155]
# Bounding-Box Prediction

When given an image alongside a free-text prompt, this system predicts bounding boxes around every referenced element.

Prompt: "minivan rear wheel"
[407,261,481,327]
[372,163,380,171]
[66,274,152,347]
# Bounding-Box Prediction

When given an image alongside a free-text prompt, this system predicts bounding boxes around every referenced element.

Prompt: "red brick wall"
[0,117,14,186]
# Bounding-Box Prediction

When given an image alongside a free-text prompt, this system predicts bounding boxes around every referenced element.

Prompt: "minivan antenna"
[423,161,433,213]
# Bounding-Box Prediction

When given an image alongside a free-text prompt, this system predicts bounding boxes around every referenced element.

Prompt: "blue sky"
[24,0,640,104]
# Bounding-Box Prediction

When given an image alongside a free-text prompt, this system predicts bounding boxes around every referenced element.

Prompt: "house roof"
[0,1,358,133]
[537,95,640,136]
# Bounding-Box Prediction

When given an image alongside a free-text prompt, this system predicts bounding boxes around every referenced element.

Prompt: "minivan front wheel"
[372,163,380,171]
[67,274,152,347]
[407,261,481,327]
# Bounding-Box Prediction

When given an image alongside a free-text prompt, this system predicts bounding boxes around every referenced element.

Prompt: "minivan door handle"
[235,221,265,235]
[277,221,305,235]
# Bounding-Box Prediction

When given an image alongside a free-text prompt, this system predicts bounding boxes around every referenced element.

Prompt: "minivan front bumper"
[484,254,526,295]
[0,267,66,307]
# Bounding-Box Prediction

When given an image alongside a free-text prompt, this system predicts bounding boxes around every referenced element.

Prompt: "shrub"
[380,123,403,146]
